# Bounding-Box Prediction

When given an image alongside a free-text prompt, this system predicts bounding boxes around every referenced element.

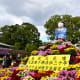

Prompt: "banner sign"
[26,55,70,72]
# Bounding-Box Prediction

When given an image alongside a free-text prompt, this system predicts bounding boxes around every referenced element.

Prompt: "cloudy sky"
[0,0,80,41]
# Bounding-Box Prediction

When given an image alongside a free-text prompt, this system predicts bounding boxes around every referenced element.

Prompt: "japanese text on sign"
[26,55,70,72]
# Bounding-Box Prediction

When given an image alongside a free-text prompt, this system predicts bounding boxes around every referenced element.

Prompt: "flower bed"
[0,67,80,80]
[0,40,80,80]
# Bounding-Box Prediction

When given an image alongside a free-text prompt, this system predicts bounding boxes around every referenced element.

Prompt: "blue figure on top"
[55,22,67,41]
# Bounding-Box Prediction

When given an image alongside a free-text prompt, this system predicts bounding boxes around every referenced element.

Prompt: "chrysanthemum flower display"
[0,40,80,80]
[58,70,77,79]
[31,50,38,55]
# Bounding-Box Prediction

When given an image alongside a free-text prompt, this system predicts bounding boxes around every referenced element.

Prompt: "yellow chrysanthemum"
[50,45,58,50]
[38,70,45,73]
[76,70,80,78]
[0,58,2,60]
[40,77,46,80]
[4,71,12,77]
[31,50,38,55]
[40,76,48,80]
[0,68,8,72]
[16,67,27,70]
[22,57,28,61]
[65,63,80,70]
[64,48,76,52]
[21,62,24,64]
[51,50,59,54]
[76,56,80,58]
[0,77,8,80]
[50,73,58,77]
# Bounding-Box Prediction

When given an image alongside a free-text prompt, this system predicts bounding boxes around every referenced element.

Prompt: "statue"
[55,22,67,41]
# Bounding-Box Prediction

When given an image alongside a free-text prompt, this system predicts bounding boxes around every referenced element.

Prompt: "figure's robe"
[55,27,67,40]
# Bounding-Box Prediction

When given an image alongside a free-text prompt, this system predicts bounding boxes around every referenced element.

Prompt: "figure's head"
[58,22,64,28]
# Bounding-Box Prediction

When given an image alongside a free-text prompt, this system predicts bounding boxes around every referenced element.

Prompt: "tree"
[44,15,80,43]
[0,23,42,50]
[14,42,22,50]
[25,43,37,55]
[0,24,20,44]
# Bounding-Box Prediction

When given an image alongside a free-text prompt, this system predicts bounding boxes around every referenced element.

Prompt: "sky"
[0,0,80,42]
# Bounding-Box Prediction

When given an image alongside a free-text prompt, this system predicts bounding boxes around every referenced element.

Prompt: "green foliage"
[25,43,37,55]
[17,70,29,77]
[14,42,22,50]
[64,49,77,56]
[0,23,42,50]
[44,14,80,43]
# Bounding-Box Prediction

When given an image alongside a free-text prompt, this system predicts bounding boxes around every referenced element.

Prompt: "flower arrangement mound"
[1,67,80,80]
[0,40,80,80]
